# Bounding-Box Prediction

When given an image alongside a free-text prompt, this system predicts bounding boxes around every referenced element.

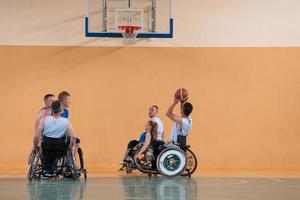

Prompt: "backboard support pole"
[151,0,156,32]
[103,0,108,32]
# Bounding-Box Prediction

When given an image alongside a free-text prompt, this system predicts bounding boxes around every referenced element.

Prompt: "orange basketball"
[175,88,188,101]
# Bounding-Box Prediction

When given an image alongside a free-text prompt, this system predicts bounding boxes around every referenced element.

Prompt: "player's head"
[51,100,62,114]
[181,102,193,117]
[43,94,55,108]
[145,120,158,139]
[58,91,71,108]
[148,105,159,118]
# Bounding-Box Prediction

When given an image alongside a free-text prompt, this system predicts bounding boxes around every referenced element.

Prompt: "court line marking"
[268,178,285,182]
[198,179,248,186]
[0,175,9,180]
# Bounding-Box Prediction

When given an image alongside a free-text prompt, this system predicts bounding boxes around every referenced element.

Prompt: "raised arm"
[166,95,182,124]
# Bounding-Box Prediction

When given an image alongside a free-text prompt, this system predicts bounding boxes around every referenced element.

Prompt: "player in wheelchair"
[121,132,198,177]
[121,90,197,177]
[28,100,87,181]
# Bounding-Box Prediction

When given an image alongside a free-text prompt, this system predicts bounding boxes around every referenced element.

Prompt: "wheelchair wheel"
[66,150,80,180]
[156,147,187,177]
[77,147,84,171]
[134,148,154,172]
[77,148,87,180]
[27,149,42,182]
[83,169,87,180]
[180,149,198,177]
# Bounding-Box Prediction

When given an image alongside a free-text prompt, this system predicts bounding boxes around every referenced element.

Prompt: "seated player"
[58,91,81,157]
[121,105,164,165]
[58,91,70,118]
[166,94,193,146]
[149,105,165,141]
[129,105,164,147]
[34,94,55,133]
[33,100,76,178]
[135,120,164,167]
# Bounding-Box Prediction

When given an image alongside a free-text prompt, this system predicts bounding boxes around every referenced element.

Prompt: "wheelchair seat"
[42,136,69,162]
[177,135,186,146]
[180,145,191,150]
[177,135,191,149]
[28,137,87,181]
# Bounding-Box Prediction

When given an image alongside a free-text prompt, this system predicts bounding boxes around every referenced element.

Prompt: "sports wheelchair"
[27,141,87,182]
[120,136,198,177]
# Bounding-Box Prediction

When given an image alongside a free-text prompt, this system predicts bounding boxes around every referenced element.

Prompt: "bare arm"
[136,132,151,157]
[166,96,182,125]
[33,117,45,148]
[67,121,76,148]
[34,110,45,133]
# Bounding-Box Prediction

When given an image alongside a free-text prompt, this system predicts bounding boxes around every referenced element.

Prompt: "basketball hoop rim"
[118,25,142,36]
[118,25,142,31]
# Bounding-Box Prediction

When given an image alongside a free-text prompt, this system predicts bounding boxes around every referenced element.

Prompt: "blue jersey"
[61,108,69,119]
[139,132,146,142]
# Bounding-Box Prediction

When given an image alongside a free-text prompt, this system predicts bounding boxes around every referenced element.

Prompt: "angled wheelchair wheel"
[77,147,84,171]
[133,147,159,175]
[156,147,187,177]
[83,169,87,180]
[134,148,154,171]
[77,147,87,180]
[27,149,42,182]
[66,150,80,180]
[180,149,198,177]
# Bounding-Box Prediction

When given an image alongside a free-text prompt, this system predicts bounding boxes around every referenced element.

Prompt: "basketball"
[175,88,188,101]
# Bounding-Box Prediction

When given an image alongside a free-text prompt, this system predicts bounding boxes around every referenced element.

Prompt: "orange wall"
[0,46,300,170]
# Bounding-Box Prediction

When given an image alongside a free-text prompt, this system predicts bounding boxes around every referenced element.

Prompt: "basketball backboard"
[85,0,173,38]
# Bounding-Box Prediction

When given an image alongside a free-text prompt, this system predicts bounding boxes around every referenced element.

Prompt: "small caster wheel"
[126,163,132,174]
[83,169,87,180]
[187,169,191,178]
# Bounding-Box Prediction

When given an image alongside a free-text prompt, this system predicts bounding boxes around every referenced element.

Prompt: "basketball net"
[118,26,141,45]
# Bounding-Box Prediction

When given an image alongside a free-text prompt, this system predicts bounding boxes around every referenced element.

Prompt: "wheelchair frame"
[121,142,198,177]
[27,146,87,181]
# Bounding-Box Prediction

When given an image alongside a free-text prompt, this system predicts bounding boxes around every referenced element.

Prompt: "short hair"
[44,94,55,101]
[151,105,159,110]
[51,100,62,114]
[183,102,193,116]
[58,91,70,102]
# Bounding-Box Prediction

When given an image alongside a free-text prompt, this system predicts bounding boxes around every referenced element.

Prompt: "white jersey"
[170,117,192,142]
[151,117,164,141]
[43,116,69,138]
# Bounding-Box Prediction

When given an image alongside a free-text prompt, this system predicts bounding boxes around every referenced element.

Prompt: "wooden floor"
[0,176,300,200]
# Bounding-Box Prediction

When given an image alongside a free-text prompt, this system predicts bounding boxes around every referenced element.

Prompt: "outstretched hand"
[173,95,179,104]
[166,94,183,124]
[180,96,189,103]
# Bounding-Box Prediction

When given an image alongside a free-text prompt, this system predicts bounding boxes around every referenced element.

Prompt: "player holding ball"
[166,88,193,146]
